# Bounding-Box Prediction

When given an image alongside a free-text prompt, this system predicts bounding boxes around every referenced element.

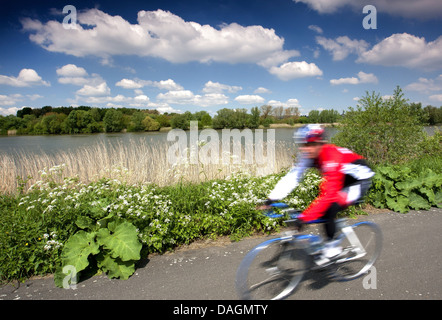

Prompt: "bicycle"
[235,202,382,300]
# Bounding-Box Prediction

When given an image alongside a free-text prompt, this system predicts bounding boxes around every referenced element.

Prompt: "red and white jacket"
[268,144,374,222]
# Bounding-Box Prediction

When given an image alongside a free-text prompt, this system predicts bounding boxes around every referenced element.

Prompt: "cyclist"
[261,124,374,266]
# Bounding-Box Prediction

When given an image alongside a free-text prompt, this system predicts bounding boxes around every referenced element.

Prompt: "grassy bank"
[1,154,441,284]
[0,163,322,283]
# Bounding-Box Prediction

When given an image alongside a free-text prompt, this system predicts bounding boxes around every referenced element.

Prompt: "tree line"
[0,101,441,135]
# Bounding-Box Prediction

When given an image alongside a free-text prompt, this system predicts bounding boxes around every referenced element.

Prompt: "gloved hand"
[256,199,273,211]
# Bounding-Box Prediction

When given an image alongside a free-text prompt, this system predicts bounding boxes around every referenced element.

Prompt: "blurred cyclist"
[261,124,374,266]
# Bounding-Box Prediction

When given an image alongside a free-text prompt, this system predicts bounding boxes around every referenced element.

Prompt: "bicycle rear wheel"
[236,237,308,300]
[331,221,382,281]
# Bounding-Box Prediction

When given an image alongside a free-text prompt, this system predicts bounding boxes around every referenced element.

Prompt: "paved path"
[1,208,441,301]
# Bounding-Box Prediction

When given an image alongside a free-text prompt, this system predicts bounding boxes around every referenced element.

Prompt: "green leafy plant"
[54,214,142,288]
[368,165,442,213]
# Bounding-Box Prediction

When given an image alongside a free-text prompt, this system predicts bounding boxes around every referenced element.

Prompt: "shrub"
[332,87,427,166]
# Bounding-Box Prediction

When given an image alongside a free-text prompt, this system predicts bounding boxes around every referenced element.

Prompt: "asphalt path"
[1,208,441,301]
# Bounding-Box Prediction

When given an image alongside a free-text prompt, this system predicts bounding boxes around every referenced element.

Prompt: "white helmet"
[293,124,325,144]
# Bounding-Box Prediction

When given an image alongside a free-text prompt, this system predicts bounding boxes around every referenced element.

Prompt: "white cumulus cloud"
[0,94,23,106]
[316,36,369,61]
[234,95,265,104]
[115,79,144,90]
[76,82,111,96]
[357,33,442,70]
[429,94,442,102]
[330,71,378,85]
[116,78,183,91]
[405,75,442,93]
[269,61,323,81]
[0,68,50,87]
[268,98,301,108]
[202,81,242,94]
[254,87,271,94]
[21,8,298,70]
[157,90,228,107]
[56,64,88,77]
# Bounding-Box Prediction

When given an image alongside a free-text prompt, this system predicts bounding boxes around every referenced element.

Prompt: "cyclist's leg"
[316,177,373,267]
[323,202,343,240]
[322,175,371,241]
[310,202,344,268]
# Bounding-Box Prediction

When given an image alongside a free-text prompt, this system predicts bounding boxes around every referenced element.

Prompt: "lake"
[0,126,440,156]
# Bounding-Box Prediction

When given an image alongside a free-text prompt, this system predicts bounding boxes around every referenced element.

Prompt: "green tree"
[424,105,442,125]
[194,111,212,128]
[332,86,427,165]
[142,115,160,131]
[41,113,68,134]
[22,114,38,134]
[16,107,33,118]
[89,108,102,122]
[308,110,320,123]
[409,102,429,125]
[155,114,171,128]
[170,111,193,130]
[0,115,25,133]
[212,108,251,129]
[103,109,124,133]
[248,106,261,129]
[231,108,250,129]
[212,108,233,129]
[319,109,340,124]
[128,111,146,132]
[66,110,95,134]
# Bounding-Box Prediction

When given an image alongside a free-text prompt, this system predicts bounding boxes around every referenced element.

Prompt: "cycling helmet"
[293,124,325,144]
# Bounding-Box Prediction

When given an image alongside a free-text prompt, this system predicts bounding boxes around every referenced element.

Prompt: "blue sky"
[1,0,442,116]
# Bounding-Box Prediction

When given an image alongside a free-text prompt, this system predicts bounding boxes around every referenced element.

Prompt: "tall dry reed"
[1,140,296,194]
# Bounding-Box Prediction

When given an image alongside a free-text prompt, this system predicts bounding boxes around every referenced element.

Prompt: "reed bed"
[1,139,296,194]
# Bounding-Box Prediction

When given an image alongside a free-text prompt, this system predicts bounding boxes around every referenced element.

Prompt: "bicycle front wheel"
[236,237,308,300]
[332,221,382,281]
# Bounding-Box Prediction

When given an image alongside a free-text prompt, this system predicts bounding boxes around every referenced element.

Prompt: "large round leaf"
[97,221,142,261]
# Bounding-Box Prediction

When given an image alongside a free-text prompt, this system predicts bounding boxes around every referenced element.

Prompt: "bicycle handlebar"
[263,202,326,224]
[263,202,300,219]
[269,202,290,208]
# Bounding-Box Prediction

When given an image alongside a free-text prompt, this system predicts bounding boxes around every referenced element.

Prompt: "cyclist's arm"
[267,155,312,201]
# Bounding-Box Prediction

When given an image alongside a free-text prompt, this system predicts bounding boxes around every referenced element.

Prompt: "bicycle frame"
[236,202,382,299]
[264,202,380,274]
